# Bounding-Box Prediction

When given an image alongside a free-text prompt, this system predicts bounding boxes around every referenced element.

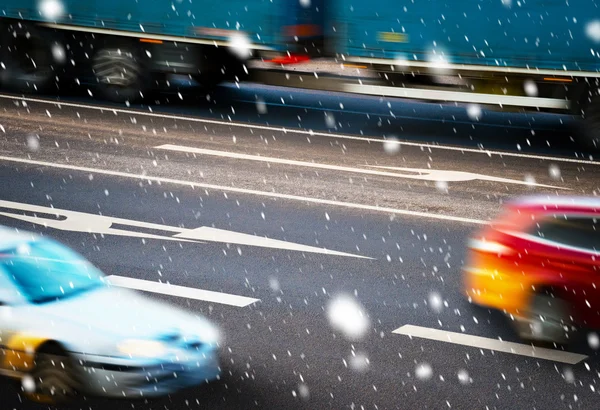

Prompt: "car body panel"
[463,196,600,330]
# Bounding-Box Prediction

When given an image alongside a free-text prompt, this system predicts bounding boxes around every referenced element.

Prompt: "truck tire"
[0,22,58,93]
[91,44,146,103]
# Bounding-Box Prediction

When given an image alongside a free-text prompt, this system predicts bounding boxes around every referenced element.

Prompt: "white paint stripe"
[0,155,487,225]
[39,23,273,51]
[349,56,600,78]
[106,275,259,307]
[343,84,570,109]
[393,324,587,364]
[365,165,566,189]
[156,144,565,189]
[0,94,596,166]
[0,199,367,258]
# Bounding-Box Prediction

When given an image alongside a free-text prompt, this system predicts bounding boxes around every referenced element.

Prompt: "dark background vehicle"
[1,0,599,146]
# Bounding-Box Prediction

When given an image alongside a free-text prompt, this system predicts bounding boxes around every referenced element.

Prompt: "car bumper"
[463,266,531,316]
[74,347,220,398]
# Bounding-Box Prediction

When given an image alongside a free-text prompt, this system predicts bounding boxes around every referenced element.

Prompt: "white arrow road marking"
[393,325,587,364]
[155,144,565,189]
[106,275,259,307]
[0,200,369,258]
[173,226,361,256]
[0,156,487,224]
[0,200,195,243]
[366,166,566,189]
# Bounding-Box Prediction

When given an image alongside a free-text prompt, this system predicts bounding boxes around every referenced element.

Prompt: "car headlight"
[117,339,167,359]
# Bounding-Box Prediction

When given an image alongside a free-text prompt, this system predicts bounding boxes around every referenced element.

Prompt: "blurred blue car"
[0,227,221,403]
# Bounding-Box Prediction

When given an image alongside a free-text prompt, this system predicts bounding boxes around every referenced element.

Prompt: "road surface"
[0,81,598,409]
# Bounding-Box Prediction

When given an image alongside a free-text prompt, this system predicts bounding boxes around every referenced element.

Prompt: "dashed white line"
[106,275,260,307]
[393,324,587,365]
[0,93,597,165]
[0,155,487,225]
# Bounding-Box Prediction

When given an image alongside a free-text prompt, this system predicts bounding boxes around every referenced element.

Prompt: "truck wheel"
[0,22,57,93]
[514,291,573,345]
[26,347,80,404]
[92,46,146,103]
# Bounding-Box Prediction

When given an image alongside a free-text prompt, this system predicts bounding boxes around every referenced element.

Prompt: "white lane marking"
[0,200,367,258]
[176,226,368,258]
[106,275,259,307]
[0,155,487,224]
[0,94,596,166]
[343,84,570,109]
[156,144,565,189]
[366,165,566,189]
[393,325,587,365]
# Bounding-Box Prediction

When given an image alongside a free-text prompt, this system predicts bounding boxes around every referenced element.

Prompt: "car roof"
[508,195,600,213]
[0,226,40,252]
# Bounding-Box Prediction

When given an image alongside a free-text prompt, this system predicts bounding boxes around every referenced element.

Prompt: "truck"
[324,0,600,147]
[1,0,599,147]
[0,0,324,100]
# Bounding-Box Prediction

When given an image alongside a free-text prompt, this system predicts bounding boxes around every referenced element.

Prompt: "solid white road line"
[156,144,564,189]
[393,325,587,365]
[0,94,597,166]
[0,155,488,225]
[343,84,570,110]
[106,275,259,307]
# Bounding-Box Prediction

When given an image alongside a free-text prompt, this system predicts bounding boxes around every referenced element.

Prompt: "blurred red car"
[463,196,600,344]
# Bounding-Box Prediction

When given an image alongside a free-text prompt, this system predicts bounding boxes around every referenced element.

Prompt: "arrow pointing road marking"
[155,144,566,189]
[106,275,259,307]
[366,165,565,189]
[0,200,369,258]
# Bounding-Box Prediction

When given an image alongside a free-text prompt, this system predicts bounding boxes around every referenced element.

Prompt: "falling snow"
[39,0,64,19]
[383,137,400,154]
[26,134,40,152]
[548,164,561,180]
[466,104,481,121]
[585,20,600,43]
[588,333,599,349]
[415,363,433,380]
[326,294,370,340]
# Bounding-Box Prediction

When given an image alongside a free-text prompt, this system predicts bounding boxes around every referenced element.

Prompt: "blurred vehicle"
[0,0,323,101]
[0,227,221,403]
[463,196,600,344]
[1,0,600,146]
[326,0,600,147]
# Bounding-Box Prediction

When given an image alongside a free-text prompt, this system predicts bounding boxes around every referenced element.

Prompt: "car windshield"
[0,240,105,304]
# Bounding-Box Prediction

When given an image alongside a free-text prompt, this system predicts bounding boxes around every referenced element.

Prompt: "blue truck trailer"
[324,0,600,146]
[1,0,599,146]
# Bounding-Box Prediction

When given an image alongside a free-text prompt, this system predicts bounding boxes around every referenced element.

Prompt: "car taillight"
[468,238,514,255]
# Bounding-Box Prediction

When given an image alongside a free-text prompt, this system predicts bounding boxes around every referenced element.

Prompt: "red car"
[463,196,600,344]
